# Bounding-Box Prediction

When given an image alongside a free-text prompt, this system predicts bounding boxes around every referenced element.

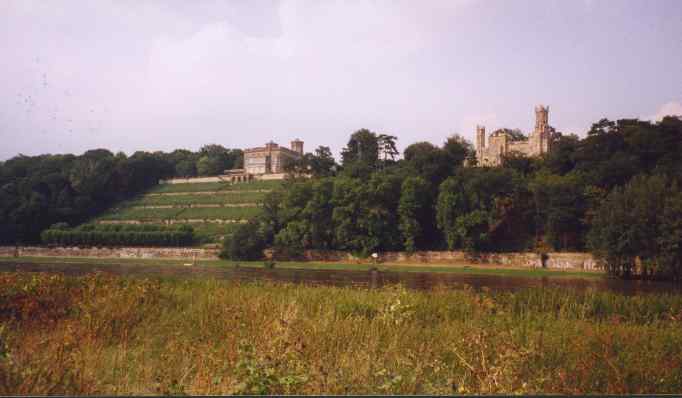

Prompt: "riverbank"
[0,255,601,280]
[0,246,598,271]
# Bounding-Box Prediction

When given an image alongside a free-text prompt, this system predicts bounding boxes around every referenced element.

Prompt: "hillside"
[89,180,282,245]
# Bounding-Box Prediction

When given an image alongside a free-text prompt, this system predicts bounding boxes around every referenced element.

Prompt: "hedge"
[40,226,194,247]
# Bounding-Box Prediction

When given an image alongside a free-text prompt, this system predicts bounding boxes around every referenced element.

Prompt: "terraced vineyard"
[99,206,262,221]
[149,180,279,193]
[91,180,283,245]
[136,192,263,206]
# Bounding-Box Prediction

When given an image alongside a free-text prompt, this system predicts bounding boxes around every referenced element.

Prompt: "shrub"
[219,221,266,260]
[273,221,307,259]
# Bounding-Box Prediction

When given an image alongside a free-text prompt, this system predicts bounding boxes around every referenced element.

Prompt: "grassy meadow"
[1,272,681,395]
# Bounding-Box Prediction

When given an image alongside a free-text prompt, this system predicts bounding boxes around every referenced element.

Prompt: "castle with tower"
[475,105,553,166]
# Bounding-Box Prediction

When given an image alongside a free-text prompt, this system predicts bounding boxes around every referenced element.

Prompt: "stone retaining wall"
[159,174,287,184]
[159,176,227,184]
[98,219,248,225]
[0,246,219,259]
[132,203,259,209]
[0,246,598,271]
[146,190,271,196]
[298,250,599,271]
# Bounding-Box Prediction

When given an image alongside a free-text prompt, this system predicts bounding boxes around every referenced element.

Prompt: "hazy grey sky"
[1,0,681,161]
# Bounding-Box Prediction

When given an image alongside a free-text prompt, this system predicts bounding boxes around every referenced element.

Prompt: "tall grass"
[1,273,681,395]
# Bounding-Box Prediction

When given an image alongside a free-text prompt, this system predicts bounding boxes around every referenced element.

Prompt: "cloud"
[647,101,682,122]
[107,0,476,154]
[3,0,678,161]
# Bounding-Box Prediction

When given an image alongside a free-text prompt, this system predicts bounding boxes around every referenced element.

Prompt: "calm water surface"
[1,261,680,295]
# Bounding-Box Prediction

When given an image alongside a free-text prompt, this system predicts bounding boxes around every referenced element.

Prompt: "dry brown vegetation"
[1,272,681,395]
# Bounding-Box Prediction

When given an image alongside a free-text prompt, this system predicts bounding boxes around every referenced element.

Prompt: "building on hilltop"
[220,139,304,182]
[475,105,554,166]
[243,140,304,175]
[162,140,306,185]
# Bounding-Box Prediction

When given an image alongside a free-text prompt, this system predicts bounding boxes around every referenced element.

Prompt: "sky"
[1,0,681,161]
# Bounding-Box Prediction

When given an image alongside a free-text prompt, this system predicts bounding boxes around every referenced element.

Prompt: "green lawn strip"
[216,180,282,191]
[136,192,266,206]
[149,180,283,194]
[149,182,230,193]
[192,223,241,236]
[192,223,241,244]
[0,256,601,279]
[179,206,261,219]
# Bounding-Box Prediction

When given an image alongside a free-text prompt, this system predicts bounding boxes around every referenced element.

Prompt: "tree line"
[222,117,682,281]
[0,145,241,244]
[2,116,681,280]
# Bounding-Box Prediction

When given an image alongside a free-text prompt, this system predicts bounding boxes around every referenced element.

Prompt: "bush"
[49,222,70,231]
[273,221,307,259]
[219,221,266,260]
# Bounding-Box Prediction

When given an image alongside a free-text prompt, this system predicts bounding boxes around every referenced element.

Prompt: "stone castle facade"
[243,139,304,175]
[475,105,553,166]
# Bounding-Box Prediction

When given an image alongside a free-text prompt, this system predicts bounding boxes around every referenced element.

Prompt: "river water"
[1,261,680,295]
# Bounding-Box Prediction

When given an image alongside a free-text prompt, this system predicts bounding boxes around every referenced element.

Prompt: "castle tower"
[476,125,486,151]
[534,105,549,135]
[475,125,486,165]
[534,105,550,154]
[291,139,304,155]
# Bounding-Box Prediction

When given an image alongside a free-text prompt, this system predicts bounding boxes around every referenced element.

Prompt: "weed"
[1,273,681,394]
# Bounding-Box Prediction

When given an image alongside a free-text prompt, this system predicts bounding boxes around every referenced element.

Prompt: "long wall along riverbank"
[0,245,598,271]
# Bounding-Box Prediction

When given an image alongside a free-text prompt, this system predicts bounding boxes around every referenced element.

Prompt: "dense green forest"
[0,145,241,244]
[223,117,682,281]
